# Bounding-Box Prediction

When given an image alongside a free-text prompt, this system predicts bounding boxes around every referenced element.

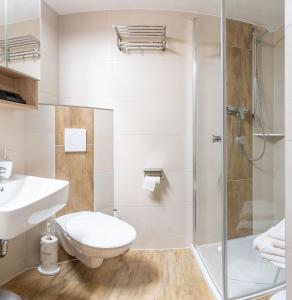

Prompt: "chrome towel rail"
[113,25,167,51]
[0,35,40,62]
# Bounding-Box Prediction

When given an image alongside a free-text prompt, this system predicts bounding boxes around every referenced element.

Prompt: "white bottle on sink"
[0,147,13,181]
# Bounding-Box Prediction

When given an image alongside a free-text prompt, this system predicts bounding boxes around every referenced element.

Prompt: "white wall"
[0,1,59,285]
[59,10,194,248]
[195,16,222,245]
[6,19,40,79]
[0,109,26,284]
[285,0,292,298]
[39,0,59,104]
[24,105,55,178]
[252,28,285,234]
[94,109,114,215]
[273,28,285,222]
[0,107,53,284]
[0,106,56,285]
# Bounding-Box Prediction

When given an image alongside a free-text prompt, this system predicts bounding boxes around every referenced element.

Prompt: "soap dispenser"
[0,147,13,181]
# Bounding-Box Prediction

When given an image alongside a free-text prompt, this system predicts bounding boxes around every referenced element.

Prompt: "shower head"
[252,24,277,40]
[266,25,277,33]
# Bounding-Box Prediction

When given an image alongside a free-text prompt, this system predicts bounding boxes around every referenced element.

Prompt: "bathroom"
[0,0,289,299]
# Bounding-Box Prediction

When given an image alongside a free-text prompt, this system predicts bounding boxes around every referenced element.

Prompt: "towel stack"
[253,219,285,269]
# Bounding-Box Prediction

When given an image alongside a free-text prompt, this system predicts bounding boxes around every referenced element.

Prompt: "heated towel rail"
[113,25,167,51]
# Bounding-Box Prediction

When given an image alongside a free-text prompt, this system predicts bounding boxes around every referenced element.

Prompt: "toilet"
[55,211,136,268]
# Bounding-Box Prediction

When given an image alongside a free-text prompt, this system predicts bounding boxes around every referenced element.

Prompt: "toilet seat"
[55,211,136,268]
[57,211,136,249]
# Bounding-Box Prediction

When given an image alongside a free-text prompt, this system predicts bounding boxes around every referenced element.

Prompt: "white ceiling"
[44,0,219,15]
[44,0,284,29]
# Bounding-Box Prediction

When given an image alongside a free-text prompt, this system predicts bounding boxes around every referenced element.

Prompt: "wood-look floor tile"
[162,284,214,300]
[1,249,215,300]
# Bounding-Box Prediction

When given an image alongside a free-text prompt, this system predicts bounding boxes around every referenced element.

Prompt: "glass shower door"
[225,0,285,298]
[194,5,224,296]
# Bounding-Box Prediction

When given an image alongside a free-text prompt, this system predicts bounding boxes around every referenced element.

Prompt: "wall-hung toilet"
[55,211,136,268]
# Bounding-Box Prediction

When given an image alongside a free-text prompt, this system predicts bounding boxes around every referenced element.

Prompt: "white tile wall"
[24,105,55,177]
[94,109,114,213]
[117,205,193,249]
[0,109,25,173]
[115,170,192,207]
[59,10,195,248]
[39,1,59,104]
[252,27,285,234]
[0,109,26,284]
[0,233,27,285]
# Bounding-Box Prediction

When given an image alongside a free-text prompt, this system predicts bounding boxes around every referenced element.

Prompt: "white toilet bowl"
[55,211,136,268]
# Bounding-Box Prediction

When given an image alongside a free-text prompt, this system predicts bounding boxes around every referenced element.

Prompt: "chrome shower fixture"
[235,135,246,145]
[226,105,249,120]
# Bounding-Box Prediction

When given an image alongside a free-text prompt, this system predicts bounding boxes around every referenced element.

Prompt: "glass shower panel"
[6,0,41,79]
[225,0,285,298]
[194,5,223,295]
[0,0,6,66]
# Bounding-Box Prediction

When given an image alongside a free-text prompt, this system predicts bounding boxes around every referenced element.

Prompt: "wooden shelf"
[0,65,38,110]
[0,99,37,110]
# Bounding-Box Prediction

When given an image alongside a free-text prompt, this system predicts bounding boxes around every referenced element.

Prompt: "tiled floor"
[1,249,215,300]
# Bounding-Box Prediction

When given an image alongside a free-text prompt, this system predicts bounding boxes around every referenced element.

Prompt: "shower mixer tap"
[226,105,249,120]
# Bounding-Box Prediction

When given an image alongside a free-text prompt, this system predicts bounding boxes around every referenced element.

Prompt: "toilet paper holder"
[144,168,164,179]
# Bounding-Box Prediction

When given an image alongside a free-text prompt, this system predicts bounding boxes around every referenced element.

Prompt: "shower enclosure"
[193,0,285,299]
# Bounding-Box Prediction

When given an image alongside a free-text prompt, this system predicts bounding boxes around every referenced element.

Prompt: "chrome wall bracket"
[144,168,164,178]
[212,135,222,143]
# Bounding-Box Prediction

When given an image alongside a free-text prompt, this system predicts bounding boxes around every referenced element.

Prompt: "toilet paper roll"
[38,235,60,276]
[40,236,58,263]
[142,176,161,192]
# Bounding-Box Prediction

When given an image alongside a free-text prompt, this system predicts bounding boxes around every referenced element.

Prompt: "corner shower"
[193,0,285,299]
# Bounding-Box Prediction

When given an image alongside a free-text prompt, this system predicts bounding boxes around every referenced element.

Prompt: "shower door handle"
[212,135,222,143]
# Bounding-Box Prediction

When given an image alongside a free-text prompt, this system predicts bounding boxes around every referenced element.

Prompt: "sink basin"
[0,175,69,239]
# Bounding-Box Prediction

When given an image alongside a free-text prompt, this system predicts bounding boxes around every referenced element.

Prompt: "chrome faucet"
[0,147,12,181]
[0,167,6,175]
[0,167,7,182]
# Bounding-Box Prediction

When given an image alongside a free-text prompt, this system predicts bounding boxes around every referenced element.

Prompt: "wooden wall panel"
[227,20,253,239]
[55,106,94,216]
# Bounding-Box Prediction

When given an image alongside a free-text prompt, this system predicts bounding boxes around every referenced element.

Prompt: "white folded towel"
[253,231,270,251]
[261,245,285,257]
[271,238,285,250]
[268,219,285,241]
[268,261,286,269]
[253,219,285,251]
[261,252,285,265]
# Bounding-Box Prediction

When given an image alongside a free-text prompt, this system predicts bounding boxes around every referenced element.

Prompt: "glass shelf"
[253,133,284,137]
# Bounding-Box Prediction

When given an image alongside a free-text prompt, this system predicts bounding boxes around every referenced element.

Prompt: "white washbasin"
[0,175,69,239]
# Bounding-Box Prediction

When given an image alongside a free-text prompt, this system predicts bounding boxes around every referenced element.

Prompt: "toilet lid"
[65,212,136,249]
